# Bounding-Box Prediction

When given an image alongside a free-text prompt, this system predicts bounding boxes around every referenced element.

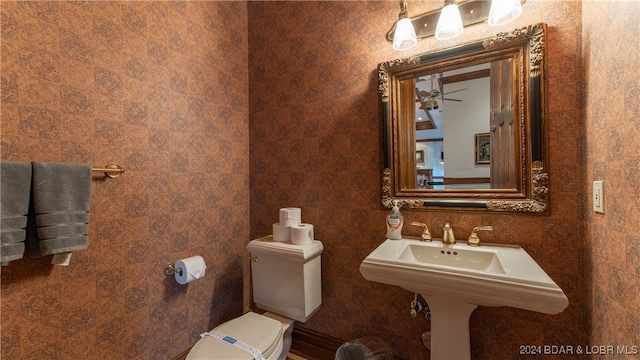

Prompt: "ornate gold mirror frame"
[380,23,548,212]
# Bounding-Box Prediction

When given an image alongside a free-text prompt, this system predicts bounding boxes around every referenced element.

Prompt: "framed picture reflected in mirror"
[475,133,490,165]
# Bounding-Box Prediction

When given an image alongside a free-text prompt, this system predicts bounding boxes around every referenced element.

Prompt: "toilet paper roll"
[174,255,207,285]
[279,207,301,227]
[290,223,314,245]
[272,223,291,242]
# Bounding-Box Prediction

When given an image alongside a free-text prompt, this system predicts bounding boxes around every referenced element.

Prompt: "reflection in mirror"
[414,65,495,190]
[379,23,548,212]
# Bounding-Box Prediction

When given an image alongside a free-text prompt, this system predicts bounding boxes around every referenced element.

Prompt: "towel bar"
[92,163,125,179]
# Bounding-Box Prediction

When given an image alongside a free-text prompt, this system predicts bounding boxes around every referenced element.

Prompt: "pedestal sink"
[359,238,568,360]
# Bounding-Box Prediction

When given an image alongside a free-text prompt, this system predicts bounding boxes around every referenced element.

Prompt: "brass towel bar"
[92,163,125,179]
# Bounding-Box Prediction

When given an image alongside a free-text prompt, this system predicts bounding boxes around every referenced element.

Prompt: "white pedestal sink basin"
[359,238,568,360]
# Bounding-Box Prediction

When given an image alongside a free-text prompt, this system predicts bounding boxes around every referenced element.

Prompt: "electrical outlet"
[593,181,604,214]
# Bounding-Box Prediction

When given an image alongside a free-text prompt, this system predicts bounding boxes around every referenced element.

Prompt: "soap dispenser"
[386,200,404,240]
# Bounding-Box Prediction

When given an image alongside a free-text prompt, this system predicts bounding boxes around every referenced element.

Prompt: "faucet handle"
[411,222,432,241]
[467,226,494,247]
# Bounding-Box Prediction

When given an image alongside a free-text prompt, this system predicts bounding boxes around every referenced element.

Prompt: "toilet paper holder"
[163,263,183,276]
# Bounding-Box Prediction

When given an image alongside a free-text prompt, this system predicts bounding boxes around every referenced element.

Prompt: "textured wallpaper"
[248,1,587,359]
[3,1,638,360]
[1,1,249,359]
[583,0,640,352]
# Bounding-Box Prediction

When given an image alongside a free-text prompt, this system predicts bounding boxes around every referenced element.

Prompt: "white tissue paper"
[278,207,301,227]
[174,255,206,285]
[272,223,291,242]
[290,223,314,245]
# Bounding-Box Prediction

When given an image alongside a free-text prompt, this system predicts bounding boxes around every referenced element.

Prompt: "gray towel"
[26,162,92,258]
[1,229,26,244]
[1,215,27,230]
[0,161,32,264]
[37,223,89,240]
[36,212,90,227]
[0,242,25,265]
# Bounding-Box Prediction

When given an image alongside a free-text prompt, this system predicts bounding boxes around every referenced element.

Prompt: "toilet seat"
[186,312,283,360]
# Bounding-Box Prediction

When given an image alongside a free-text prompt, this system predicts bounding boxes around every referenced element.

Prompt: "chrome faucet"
[411,222,432,242]
[442,222,455,244]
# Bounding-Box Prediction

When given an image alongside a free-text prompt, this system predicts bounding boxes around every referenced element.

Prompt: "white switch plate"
[593,181,604,213]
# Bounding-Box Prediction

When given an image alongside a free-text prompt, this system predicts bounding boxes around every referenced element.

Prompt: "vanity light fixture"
[435,0,464,40]
[386,0,525,49]
[392,0,418,50]
[488,0,523,26]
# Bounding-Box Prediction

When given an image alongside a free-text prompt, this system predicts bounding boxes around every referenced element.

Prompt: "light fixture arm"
[398,0,409,19]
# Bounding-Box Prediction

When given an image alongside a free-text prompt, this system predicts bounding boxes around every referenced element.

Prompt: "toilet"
[186,236,324,360]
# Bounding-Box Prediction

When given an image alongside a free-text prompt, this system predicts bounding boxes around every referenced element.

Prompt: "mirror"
[379,23,548,212]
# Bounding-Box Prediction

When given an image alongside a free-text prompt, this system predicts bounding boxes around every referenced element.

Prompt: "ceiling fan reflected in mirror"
[415,74,466,131]
[415,74,466,111]
[416,89,441,110]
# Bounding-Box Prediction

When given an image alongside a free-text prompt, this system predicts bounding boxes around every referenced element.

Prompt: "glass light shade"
[435,4,464,40]
[488,0,523,26]
[393,17,417,50]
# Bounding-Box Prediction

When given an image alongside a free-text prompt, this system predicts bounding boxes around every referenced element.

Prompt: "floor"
[287,354,309,360]
[175,351,310,360]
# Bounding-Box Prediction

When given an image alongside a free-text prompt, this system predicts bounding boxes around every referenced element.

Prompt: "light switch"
[593,181,604,214]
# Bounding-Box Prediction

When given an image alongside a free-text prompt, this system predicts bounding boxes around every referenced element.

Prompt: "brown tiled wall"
[248,1,588,359]
[1,1,249,359]
[583,0,640,352]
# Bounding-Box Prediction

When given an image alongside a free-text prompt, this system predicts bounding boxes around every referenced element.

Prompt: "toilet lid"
[186,312,283,360]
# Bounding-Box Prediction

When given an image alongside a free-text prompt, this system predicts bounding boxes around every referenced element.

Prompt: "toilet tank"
[247,236,323,322]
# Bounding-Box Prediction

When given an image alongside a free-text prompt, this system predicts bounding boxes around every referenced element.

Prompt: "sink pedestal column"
[424,296,477,360]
